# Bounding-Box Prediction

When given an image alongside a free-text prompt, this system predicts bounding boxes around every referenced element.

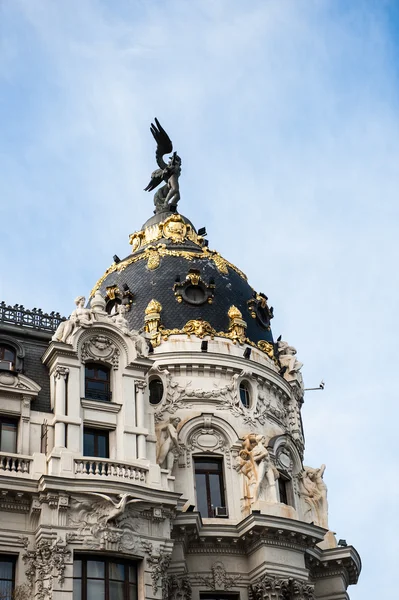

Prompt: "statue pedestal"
[251,501,298,519]
[317,530,337,549]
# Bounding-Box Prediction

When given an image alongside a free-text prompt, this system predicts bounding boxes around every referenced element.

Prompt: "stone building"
[0,169,360,599]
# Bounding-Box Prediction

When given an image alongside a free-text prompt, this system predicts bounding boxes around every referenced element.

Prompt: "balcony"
[0,452,32,475]
[74,458,148,483]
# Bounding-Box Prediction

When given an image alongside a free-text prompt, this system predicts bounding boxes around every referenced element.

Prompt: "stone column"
[135,381,147,459]
[54,366,69,448]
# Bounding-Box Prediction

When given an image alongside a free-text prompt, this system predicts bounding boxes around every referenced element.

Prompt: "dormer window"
[0,345,16,371]
[85,363,111,402]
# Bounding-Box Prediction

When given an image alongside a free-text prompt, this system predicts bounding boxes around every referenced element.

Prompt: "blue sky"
[1,1,398,597]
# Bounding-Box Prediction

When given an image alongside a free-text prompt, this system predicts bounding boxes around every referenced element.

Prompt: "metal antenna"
[304,380,325,392]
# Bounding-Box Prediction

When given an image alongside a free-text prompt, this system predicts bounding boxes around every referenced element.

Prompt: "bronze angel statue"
[144,118,182,213]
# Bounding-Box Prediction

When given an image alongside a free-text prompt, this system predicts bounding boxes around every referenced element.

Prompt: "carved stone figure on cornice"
[197,561,241,590]
[235,434,278,504]
[81,335,120,370]
[250,575,314,600]
[54,365,69,379]
[156,417,181,473]
[112,304,149,356]
[52,295,94,344]
[277,340,304,388]
[164,574,192,600]
[299,464,328,529]
[22,537,70,600]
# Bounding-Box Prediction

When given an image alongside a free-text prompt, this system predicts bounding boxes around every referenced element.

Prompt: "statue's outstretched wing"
[144,168,164,192]
[150,118,173,169]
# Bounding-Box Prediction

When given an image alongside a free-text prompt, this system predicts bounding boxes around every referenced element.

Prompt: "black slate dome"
[90,210,274,349]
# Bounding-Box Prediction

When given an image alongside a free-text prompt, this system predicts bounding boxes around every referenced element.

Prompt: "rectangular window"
[0,557,15,600]
[201,594,239,600]
[194,457,226,518]
[73,556,137,600]
[0,418,18,454]
[83,428,109,459]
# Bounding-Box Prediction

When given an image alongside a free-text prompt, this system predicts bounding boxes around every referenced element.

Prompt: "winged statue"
[144,118,182,213]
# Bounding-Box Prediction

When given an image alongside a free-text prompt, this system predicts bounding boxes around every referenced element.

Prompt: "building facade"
[0,208,361,600]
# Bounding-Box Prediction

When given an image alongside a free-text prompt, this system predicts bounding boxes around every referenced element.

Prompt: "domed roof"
[90,210,274,354]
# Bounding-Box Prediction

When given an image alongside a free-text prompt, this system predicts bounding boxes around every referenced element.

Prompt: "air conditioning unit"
[214,506,228,517]
[0,360,13,371]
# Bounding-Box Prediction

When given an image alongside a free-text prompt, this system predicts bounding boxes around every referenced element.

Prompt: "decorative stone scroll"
[164,574,192,600]
[197,561,241,590]
[81,335,120,369]
[141,540,173,594]
[22,537,70,600]
[249,575,314,600]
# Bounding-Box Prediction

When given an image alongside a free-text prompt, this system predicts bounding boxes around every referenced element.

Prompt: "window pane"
[0,580,12,600]
[83,432,95,456]
[109,562,125,581]
[209,473,222,508]
[1,423,17,453]
[3,349,15,362]
[96,368,108,380]
[109,580,124,599]
[87,381,107,392]
[73,579,82,600]
[73,560,82,577]
[195,472,208,516]
[96,434,108,458]
[128,566,137,583]
[0,561,13,580]
[87,579,105,600]
[87,560,105,578]
[194,461,221,472]
[129,584,138,600]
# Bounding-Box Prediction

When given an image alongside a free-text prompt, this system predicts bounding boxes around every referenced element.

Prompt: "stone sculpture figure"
[112,304,149,357]
[277,340,303,386]
[235,434,278,504]
[156,417,181,473]
[299,464,328,528]
[144,118,182,213]
[52,296,94,344]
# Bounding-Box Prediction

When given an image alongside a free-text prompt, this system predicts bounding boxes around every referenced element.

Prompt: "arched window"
[0,345,16,371]
[149,378,164,405]
[85,363,111,402]
[239,380,251,408]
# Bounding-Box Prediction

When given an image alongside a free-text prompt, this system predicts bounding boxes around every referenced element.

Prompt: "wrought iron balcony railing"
[0,301,66,332]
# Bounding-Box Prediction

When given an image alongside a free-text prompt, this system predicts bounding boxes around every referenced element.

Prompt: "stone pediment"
[0,371,41,396]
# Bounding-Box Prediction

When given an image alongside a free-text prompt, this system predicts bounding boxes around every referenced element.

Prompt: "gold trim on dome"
[105,285,119,301]
[90,245,247,298]
[257,340,275,360]
[145,299,162,315]
[128,214,205,254]
[228,305,242,320]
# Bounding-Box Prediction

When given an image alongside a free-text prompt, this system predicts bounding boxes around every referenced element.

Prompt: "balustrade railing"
[74,458,147,483]
[0,301,66,332]
[0,452,32,474]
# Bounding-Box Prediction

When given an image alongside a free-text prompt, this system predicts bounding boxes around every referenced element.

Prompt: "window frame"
[0,555,16,600]
[73,555,138,600]
[148,377,164,405]
[83,427,109,459]
[0,417,18,454]
[277,472,294,507]
[194,456,227,518]
[0,345,16,371]
[238,380,251,408]
[84,363,112,402]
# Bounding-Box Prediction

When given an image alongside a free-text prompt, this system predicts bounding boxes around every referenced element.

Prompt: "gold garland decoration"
[90,245,247,298]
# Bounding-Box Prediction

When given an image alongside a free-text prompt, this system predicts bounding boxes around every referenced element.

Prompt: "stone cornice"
[37,475,181,506]
[172,512,326,555]
[306,545,361,585]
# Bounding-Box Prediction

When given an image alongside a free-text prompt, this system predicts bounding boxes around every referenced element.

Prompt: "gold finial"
[145,299,162,315]
[228,305,242,320]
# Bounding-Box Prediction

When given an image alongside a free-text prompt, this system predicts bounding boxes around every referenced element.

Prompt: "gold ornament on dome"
[257,340,274,359]
[91,243,247,297]
[129,231,144,253]
[105,285,119,301]
[228,305,242,320]
[227,305,247,344]
[182,319,216,339]
[162,214,187,243]
[146,246,161,270]
[145,299,162,315]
